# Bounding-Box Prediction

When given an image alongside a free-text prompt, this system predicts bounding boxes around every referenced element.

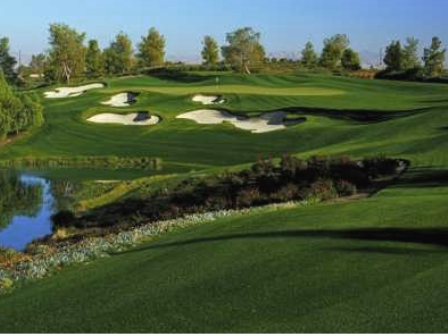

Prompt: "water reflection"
[0,173,53,251]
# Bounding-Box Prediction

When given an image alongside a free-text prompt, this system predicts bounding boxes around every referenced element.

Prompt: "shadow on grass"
[419,99,448,104]
[281,107,430,123]
[392,168,448,188]
[143,68,215,84]
[117,227,448,255]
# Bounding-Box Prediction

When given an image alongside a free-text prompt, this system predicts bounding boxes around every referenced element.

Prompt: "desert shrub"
[272,183,300,202]
[236,187,262,208]
[335,180,357,197]
[362,157,400,178]
[280,154,307,180]
[307,156,332,180]
[68,154,401,232]
[329,161,370,187]
[205,195,231,211]
[309,179,338,201]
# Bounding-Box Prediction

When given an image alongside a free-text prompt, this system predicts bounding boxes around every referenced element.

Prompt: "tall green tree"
[201,36,219,66]
[29,54,46,76]
[341,48,361,70]
[221,27,266,74]
[402,37,421,70]
[301,42,318,68]
[85,40,104,78]
[383,40,404,72]
[48,24,86,84]
[320,34,350,69]
[0,70,43,138]
[423,37,446,77]
[0,37,17,83]
[0,70,15,137]
[104,33,134,76]
[138,28,166,68]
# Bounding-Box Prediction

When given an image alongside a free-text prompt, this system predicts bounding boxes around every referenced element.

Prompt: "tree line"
[0,24,446,85]
[379,37,446,78]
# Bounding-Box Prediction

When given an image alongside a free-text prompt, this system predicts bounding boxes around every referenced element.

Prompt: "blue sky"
[1,0,447,64]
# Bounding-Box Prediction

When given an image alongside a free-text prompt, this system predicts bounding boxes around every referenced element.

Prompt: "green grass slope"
[1,73,447,169]
[1,73,448,332]
[1,181,448,333]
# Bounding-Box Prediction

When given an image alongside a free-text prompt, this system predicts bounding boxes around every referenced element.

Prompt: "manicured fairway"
[1,73,448,332]
[1,180,448,333]
[1,73,447,169]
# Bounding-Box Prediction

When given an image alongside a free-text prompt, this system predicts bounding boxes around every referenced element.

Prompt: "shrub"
[51,210,76,229]
[280,154,307,180]
[272,183,300,202]
[335,180,357,197]
[0,277,13,290]
[309,179,338,201]
[236,187,261,208]
[362,157,400,178]
[205,195,231,211]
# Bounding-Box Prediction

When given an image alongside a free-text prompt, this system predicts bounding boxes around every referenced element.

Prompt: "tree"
[29,54,46,77]
[341,48,361,70]
[0,37,17,83]
[0,69,43,138]
[48,24,86,84]
[423,37,446,77]
[320,34,350,69]
[201,36,219,66]
[383,41,404,72]
[301,42,318,68]
[138,28,166,68]
[221,27,266,74]
[86,40,104,78]
[402,37,421,70]
[104,33,134,76]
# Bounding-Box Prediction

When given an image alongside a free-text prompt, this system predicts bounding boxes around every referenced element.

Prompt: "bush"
[0,277,13,290]
[69,154,401,232]
[51,210,76,229]
[280,154,307,180]
[272,183,300,202]
[309,179,338,201]
[362,157,400,178]
[236,187,261,208]
[335,180,357,197]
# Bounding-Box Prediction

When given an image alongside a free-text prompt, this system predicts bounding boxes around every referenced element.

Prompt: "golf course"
[0,0,448,333]
[0,71,448,332]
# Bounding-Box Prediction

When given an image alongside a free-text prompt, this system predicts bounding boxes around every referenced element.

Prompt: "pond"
[0,174,52,251]
[0,168,154,251]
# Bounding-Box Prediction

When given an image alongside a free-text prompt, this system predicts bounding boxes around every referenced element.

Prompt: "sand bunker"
[102,93,138,107]
[45,84,105,99]
[88,112,160,126]
[177,110,302,134]
[192,94,225,105]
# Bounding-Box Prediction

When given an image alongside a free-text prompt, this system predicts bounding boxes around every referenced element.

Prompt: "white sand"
[45,83,105,99]
[102,93,136,107]
[192,94,225,105]
[88,113,160,126]
[177,110,299,134]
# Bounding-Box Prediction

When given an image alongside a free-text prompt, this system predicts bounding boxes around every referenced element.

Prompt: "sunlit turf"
[1,73,448,332]
[1,73,448,170]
